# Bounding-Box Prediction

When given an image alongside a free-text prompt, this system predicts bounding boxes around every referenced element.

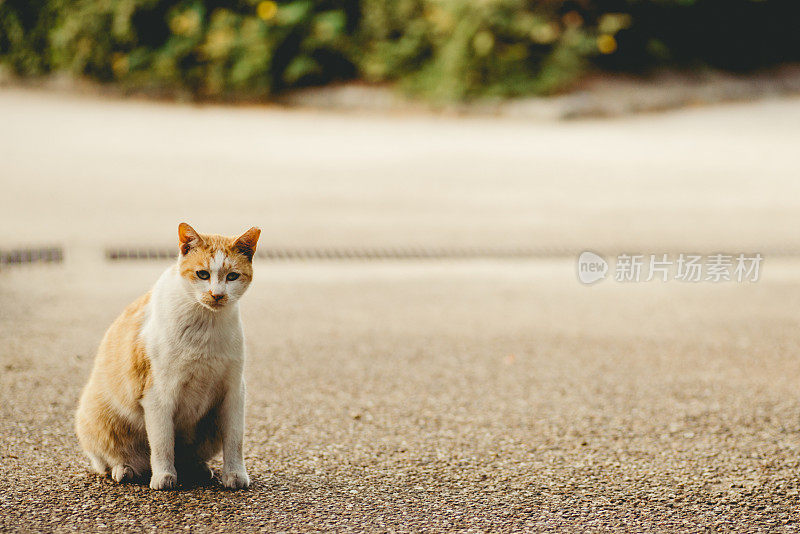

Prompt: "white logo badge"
[577,251,608,284]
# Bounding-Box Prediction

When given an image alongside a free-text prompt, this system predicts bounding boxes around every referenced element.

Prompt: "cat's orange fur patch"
[75,292,152,466]
[178,234,254,283]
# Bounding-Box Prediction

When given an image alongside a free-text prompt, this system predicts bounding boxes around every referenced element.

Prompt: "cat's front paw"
[150,470,178,490]
[220,468,250,489]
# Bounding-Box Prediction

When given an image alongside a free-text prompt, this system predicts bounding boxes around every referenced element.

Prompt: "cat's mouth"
[199,299,225,311]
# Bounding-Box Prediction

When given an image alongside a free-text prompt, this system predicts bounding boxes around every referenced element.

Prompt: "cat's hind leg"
[110,464,135,483]
[86,452,109,475]
[110,454,150,483]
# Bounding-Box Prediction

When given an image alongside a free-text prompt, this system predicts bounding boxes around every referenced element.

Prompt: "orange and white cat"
[75,223,260,490]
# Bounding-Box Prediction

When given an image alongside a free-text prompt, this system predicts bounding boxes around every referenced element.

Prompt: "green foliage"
[1,0,798,100]
[0,0,62,74]
[358,1,596,99]
[13,0,357,97]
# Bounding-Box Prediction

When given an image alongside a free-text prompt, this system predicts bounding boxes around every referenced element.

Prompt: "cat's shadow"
[88,465,317,496]
[93,468,247,492]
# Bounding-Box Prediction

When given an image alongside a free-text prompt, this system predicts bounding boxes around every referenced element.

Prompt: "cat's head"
[176,223,261,311]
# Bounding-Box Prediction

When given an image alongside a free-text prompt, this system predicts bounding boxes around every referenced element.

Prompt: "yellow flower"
[597,34,617,54]
[473,31,495,57]
[257,1,278,21]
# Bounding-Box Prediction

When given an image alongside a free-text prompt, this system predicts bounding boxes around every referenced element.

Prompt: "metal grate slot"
[0,247,63,266]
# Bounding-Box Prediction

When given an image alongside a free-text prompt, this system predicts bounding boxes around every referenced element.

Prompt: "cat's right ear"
[178,222,203,255]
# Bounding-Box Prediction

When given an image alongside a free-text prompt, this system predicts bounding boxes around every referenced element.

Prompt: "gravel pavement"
[2,90,800,532]
[2,257,800,532]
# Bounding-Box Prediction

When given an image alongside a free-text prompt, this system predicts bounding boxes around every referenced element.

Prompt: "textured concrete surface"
[2,90,800,532]
[2,258,800,531]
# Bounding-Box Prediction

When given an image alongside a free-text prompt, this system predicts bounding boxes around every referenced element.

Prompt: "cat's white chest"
[141,270,245,430]
[169,354,229,428]
[153,322,242,425]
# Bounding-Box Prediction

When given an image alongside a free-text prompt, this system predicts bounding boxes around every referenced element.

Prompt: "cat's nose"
[211,293,225,302]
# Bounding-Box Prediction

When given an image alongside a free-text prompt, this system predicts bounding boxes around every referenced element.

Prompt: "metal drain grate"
[106,246,578,261]
[106,248,176,261]
[0,247,63,266]
[105,246,800,262]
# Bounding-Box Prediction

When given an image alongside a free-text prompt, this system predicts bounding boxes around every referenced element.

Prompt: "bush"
[48,0,358,97]
[0,0,60,74]
[1,0,799,100]
[358,0,597,99]
[2,0,358,97]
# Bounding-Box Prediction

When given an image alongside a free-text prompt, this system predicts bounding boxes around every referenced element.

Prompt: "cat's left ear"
[233,227,261,261]
[178,222,203,255]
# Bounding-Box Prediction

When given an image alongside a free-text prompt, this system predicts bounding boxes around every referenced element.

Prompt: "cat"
[75,222,260,490]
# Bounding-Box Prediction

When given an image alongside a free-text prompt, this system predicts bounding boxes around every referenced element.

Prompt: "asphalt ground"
[2,256,800,532]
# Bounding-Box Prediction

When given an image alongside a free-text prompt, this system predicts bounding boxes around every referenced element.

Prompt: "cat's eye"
[226,272,240,281]
[196,270,210,280]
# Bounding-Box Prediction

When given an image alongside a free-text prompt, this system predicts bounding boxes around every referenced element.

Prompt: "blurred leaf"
[283,54,320,83]
[276,0,312,26]
[313,10,346,41]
